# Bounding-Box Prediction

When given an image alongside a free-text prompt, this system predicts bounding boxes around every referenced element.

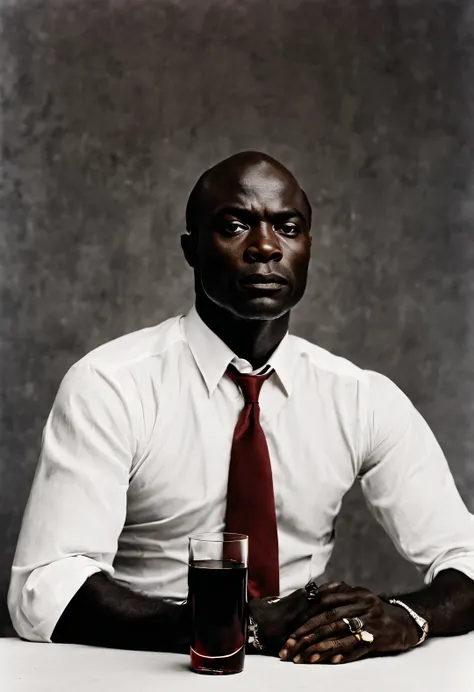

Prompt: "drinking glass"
[188,532,248,674]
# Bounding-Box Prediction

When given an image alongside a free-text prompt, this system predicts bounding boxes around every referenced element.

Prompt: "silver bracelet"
[248,614,265,652]
[389,598,429,646]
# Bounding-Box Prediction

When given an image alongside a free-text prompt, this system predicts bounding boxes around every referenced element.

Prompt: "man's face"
[187,162,312,320]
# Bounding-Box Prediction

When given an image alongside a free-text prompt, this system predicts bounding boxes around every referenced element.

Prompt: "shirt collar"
[182,305,296,397]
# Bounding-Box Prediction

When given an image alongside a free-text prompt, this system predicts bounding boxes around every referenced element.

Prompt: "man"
[8,151,474,665]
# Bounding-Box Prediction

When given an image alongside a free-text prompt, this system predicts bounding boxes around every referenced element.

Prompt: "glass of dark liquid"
[188,532,248,675]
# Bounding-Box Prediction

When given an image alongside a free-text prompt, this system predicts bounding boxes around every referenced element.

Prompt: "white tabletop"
[1,634,474,692]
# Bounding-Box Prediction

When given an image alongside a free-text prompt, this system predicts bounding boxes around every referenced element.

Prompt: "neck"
[195,295,289,370]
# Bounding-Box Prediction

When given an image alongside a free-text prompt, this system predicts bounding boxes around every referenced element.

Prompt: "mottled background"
[1,0,474,636]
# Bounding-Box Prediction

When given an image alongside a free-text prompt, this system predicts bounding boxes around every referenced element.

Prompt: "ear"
[181,232,198,268]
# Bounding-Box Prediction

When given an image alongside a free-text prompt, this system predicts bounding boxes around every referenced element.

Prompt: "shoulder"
[289,335,408,389]
[55,315,186,407]
[288,335,410,410]
[73,314,185,376]
[288,334,370,383]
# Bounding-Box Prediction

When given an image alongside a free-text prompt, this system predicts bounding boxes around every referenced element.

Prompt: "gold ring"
[354,630,374,645]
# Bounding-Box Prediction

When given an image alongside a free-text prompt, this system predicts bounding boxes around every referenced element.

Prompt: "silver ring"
[342,616,364,634]
[304,579,320,600]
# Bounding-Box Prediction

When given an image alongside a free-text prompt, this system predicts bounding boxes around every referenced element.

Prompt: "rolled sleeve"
[8,362,137,642]
[359,372,474,585]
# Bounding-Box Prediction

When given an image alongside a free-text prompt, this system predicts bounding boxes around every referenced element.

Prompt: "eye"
[223,221,248,235]
[278,223,300,236]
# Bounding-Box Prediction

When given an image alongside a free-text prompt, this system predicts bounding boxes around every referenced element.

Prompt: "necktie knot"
[226,365,274,404]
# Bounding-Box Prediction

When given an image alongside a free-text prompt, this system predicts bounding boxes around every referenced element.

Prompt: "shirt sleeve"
[359,371,474,585]
[8,362,138,642]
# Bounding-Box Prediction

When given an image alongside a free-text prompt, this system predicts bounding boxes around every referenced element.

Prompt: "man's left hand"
[279,582,420,665]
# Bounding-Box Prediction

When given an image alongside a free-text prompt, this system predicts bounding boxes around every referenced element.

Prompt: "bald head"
[185,151,311,234]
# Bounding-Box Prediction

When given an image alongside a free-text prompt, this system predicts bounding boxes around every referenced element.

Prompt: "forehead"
[203,163,308,219]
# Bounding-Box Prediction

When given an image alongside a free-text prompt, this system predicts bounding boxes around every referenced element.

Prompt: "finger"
[294,635,358,664]
[303,581,353,616]
[314,581,352,594]
[300,634,357,662]
[280,585,360,655]
[303,587,372,623]
[287,601,370,646]
[283,607,369,660]
[296,593,370,637]
[279,586,370,660]
[279,619,349,660]
[284,618,355,660]
[316,588,371,608]
[300,581,352,616]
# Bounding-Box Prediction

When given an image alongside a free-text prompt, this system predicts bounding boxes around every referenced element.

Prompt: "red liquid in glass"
[189,559,247,674]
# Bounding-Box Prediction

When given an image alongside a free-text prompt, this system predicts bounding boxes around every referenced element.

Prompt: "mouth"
[240,273,289,292]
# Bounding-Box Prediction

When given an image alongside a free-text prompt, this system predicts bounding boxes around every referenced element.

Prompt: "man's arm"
[345,373,474,652]
[52,572,189,652]
[395,567,474,636]
[358,372,474,623]
[279,372,474,664]
[280,568,474,664]
[8,362,148,644]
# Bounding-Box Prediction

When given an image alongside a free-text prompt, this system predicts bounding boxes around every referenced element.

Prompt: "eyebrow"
[211,205,308,225]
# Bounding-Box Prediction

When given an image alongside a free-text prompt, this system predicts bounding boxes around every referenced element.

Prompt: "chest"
[126,378,360,535]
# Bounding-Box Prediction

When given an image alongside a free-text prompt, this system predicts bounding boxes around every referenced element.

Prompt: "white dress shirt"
[8,306,474,643]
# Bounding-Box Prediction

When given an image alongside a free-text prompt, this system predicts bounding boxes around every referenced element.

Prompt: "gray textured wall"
[1,0,474,635]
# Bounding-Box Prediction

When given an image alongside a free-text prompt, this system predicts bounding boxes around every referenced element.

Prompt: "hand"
[279,581,420,665]
[249,588,323,655]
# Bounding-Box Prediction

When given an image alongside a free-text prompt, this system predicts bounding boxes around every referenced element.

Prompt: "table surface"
[1,634,474,692]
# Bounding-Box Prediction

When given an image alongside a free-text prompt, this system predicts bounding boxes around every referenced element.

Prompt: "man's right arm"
[52,571,189,651]
[8,361,185,650]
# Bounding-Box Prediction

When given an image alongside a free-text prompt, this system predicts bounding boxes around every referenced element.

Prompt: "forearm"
[388,568,474,636]
[52,572,189,652]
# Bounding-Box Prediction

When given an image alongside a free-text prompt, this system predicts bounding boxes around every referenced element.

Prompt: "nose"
[244,224,283,264]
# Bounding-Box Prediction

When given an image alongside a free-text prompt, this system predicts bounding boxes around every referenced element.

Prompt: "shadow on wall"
[1,0,474,635]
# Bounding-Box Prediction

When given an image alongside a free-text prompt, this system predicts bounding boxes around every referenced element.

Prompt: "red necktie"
[224,365,280,598]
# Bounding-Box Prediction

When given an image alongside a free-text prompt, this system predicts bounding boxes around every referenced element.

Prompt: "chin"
[228,299,292,321]
[199,283,300,322]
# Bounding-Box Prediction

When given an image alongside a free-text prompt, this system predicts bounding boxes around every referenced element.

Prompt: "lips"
[240,273,289,292]
[241,273,288,285]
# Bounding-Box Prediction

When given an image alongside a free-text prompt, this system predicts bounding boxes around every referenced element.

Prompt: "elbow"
[7,574,48,643]
[8,556,107,643]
